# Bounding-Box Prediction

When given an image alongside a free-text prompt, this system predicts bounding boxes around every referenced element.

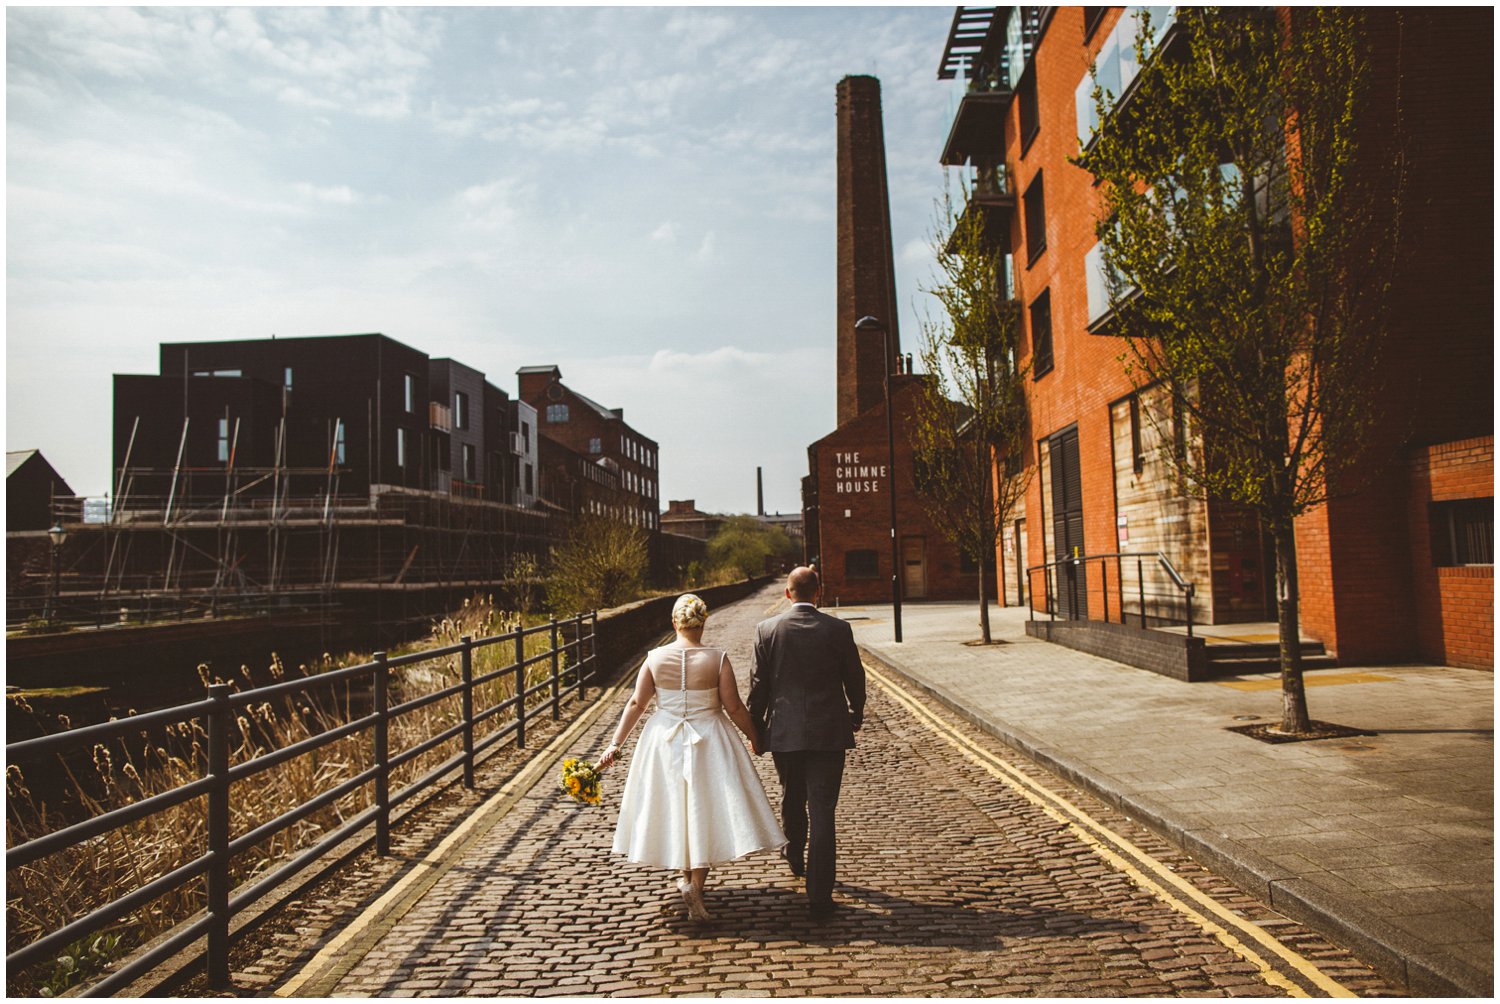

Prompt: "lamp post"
[856,315,902,642]
[46,522,66,626]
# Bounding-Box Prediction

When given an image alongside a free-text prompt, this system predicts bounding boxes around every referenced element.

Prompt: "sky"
[6,4,968,515]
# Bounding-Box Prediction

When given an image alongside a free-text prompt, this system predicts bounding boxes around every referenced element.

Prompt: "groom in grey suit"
[749,566,866,919]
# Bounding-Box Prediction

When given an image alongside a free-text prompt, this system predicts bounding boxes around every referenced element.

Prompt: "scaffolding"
[22,426,555,632]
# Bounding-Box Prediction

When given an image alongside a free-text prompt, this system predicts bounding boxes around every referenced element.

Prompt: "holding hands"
[598,744,620,771]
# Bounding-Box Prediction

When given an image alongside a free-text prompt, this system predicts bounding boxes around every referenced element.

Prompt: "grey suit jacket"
[748,604,866,752]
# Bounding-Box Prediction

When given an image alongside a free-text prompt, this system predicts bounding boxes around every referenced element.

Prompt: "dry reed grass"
[5,595,576,995]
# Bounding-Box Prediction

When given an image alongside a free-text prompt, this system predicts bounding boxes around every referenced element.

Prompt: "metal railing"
[5,611,599,995]
[1027,551,1196,637]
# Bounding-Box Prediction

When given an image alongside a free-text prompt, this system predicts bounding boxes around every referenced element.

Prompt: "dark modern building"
[111,333,544,510]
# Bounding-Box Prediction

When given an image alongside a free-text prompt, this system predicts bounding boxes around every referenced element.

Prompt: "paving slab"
[843,599,1494,996]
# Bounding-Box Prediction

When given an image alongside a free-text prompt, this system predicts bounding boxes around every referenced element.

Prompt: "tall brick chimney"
[836,74,901,429]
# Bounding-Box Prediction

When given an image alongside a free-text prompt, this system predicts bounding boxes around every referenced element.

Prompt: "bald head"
[786,566,820,602]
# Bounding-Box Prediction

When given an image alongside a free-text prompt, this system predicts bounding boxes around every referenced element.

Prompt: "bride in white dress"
[598,594,786,922]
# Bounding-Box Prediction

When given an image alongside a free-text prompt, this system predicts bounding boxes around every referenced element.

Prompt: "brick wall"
[811,378,981,605]
[1408,436,1493,670]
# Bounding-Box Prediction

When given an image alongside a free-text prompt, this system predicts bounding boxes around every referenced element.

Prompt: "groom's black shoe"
[808,900,838,922]
[782,848,805,878]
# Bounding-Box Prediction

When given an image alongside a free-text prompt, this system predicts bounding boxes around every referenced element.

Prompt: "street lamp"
[855,315,903,643]
[46,522,66,626]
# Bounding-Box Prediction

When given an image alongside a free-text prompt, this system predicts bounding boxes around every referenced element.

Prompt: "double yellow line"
[866,662,1357,999]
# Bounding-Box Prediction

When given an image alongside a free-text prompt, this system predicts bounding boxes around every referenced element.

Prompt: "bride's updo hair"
[672,593,709,630]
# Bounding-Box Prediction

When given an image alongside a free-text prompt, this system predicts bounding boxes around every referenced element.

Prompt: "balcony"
[946,163,1015,254]
[941,88,1012,167]
[1076,6,1183,157]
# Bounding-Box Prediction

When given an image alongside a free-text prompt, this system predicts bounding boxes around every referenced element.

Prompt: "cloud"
[293,182,361,205]
[650,222,679,243]
[693,232,720,264]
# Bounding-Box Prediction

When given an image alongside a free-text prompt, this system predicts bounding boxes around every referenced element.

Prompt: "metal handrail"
[5,610,600,995]
[1026,550,1197,637]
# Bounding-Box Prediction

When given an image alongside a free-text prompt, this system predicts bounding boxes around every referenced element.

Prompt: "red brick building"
[803,75,984,605]
[809,375,986,605]
[517,366,660,531]
[935,7,1492,667]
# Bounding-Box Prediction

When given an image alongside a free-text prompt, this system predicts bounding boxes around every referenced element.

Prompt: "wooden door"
[1049,428,1087,619]
[902,536,928,600]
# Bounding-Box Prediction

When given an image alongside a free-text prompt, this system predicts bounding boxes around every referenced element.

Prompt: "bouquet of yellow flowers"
[560,757,603,806]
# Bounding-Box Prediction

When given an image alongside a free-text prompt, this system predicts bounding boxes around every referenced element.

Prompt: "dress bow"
[662,716,704,781]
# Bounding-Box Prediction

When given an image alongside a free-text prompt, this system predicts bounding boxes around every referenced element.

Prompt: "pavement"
[843,599,1494,997]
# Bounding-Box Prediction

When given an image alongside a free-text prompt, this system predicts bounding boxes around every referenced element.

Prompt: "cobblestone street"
[279,585,1398,997]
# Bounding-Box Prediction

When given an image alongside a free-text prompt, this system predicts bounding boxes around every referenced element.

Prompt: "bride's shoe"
[677,878,711,922]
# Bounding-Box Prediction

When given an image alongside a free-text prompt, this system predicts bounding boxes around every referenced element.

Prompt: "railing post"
[550,615,560,720]
[514,625,527,748]
[590,610,599,688]
[373,652,390,856]
[460,636,475,789]
[575,613,586,701]
[1185,585,1195,638]
[1100,558,1109,623]
[1138,558,1146,629]
[205,683,232,989]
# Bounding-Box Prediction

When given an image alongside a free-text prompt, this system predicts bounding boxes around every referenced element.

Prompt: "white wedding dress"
[612,646,785,869]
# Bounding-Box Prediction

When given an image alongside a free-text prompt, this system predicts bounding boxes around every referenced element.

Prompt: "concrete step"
[1202,654,1340,676]
[1204,640,1327,661]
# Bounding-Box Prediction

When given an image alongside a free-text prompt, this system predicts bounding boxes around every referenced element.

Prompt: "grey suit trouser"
[772,750,846,908]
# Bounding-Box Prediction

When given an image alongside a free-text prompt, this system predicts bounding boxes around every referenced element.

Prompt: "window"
[1170,387,1187,463]
[522,422,531,450]
[845,549,879,579]
[335,422,346,465]
[1083,6,1108,40]
[1023,171,1046,262]
[524,464,533,495]
[463,443,476,482]
[546,404,569,423]
[1018,65,1040,152]
[1029,289,1054,378]
[1084,241,1111,325]
[404,374,415,413]
[1432,498,1493,566]
[396,428,408,468]
[284,367,293,390]
[217,418,229,462]
[455,391,469,430]
[1128,394,1144,474]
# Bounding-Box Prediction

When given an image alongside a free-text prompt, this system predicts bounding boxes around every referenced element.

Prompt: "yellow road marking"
[1216,673,1393,692]
[867,663,1358,999]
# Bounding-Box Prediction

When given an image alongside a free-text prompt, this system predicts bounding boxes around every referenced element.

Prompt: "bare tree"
[910,190,1032,643]
[1084,8,1403,733]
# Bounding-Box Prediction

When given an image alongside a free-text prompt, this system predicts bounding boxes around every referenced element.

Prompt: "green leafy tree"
[547,515,648,614]
[911,190,1032,643]
[1083,8,1403,733]
[707,516,798,581]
